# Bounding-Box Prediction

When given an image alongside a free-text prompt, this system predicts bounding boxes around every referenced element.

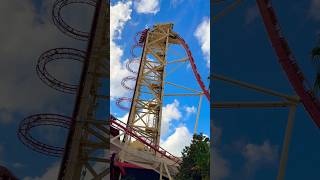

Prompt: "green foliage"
[311,47,320,61]
[311,43,320,93]
[175,133,210,180]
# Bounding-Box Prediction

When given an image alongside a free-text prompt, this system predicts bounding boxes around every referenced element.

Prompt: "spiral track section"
[36,48,85,94]
[52,0,96,41]
[17,113,72,157]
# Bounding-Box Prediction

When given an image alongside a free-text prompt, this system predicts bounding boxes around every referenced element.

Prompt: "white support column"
[164,163,172,180]
[159,162,163,180]
[194,94,203,134]
[277,105,297,180]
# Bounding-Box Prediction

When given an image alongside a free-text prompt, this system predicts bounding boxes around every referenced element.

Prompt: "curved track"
[116,29,210,111]
[110,115,181,164]
[257,0,320,127]
[36,48,85,94]
[126,59,139,74]
[17,114,72,157]
[52,0,96,41]
[116,97,132,110]
[121,76,136,91]
[176,35,210,101]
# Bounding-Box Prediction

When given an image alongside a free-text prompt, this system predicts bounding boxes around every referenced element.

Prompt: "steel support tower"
[58,0,109,179]
[124,24,175,148]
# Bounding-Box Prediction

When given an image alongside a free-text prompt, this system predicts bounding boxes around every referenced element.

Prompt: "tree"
[175,133,210,180]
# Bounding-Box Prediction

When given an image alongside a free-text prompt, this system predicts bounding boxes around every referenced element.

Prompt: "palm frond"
[311,47,320,62]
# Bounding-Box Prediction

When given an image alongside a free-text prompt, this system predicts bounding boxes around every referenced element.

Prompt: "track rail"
[116,29,210,112]
[257,0,320,127]
[110,115,181,164]
[176,35,210,101]
[36,48,85,94]
[17,114,72,157]
[52,0,96,41]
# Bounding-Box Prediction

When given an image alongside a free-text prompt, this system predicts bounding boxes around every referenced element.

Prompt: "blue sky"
[110,0,210,158]
[212,0,320,179]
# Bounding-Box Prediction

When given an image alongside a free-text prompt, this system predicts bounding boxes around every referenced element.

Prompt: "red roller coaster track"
[110,115,181,164]
[116,28,210,114]
[176,34,210,101]
[257,0,320,128]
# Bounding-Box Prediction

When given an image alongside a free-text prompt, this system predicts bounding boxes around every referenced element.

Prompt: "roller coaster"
[111,23,210,179]
[13,0,320,179]
[16,0,210,179]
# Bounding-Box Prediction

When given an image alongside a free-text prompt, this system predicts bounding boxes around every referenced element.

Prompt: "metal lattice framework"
[17,0,109,180]
[123,23,209,147]
[125,25,168,148]
[110,23,210,179]
[58,0,109,179]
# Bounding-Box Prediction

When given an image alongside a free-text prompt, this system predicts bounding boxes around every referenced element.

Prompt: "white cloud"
[184,105,196,116]
[110,1,132,39]
[0,0,82,122]
[243,141,278,163]
[194,17,210,67]
[242,140,278,176]
[161,99,182,136]
[310,0,320,21]
[110,1,134,98]
[118,112,129,124]
[212,150,230,180]
[134,0,160,14]
[160,126,192,157]
[23,162,59,180]
[117,99,183,140]
[245,5,259,24]
[170,0,184,7]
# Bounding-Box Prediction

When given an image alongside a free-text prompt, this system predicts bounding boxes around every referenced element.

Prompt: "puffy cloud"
[118,99,182,137]
[23,162,59,180]
[194,17,210,67]
[242,140,278,176]
[0,0,83,122]
[160,126,192,157]
[110,1,132,39]
[118,112,129,124]
[110,1,133,98]
[134,0,160,14]
[309,0,320,21]
[243,141,278,164]
[184,105,196,116]
[212,150,230,180]
[161,99,182,136]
